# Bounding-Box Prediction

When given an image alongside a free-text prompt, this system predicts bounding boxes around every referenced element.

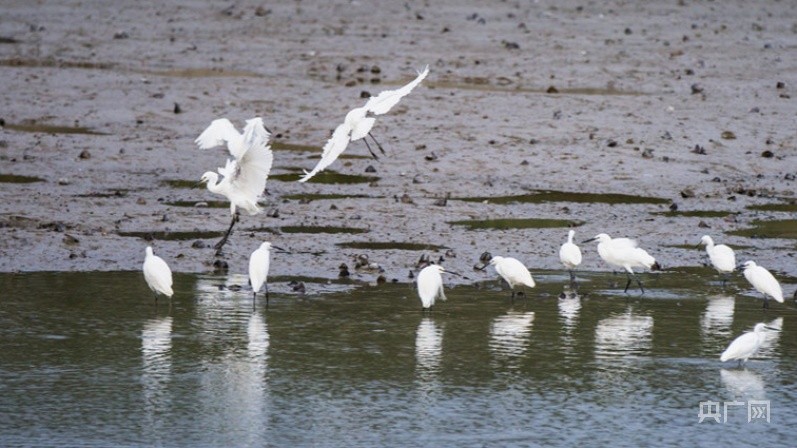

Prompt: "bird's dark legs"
[252,291,257,311]
[624,273,646,294]
[368,132,386,155]
[363,138,380,160]
[721,274,729,289]
[265,284,269,309]
[763,296,769,310]
[214,213,239,255]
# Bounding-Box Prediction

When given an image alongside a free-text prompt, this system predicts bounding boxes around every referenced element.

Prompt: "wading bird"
[559,230,583,283]
[142,246,173,303]
[698,235,735,286]
[196,117,273,255]
[249,242,273,308]
[584,233,660,293]
[741,260,783,309]
[417,264,459,311]
[299,65,429,182]
[487,256,536,299]
[720,322,778,366]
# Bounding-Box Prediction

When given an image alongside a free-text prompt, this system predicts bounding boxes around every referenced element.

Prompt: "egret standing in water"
[487,256,535,299]
[196,117,274,255]
[299,65,429,182]
[741,260,783,309]
[249,242,274,308]
[698,235,735,286]
[417,264,459,311]
[142,246,174,303]
[584,233,660,293]
[559,230,583,283]
[721,322,778,366]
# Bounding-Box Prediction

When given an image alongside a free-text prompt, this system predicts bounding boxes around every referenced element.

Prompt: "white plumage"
[142,246,173,301]
[742,260,783,308]
[417,264,447,310]
[699,235,736,275]
[489,256,535,298]
[196,117,273,252]
[249,242,272,305]
[586,233,659,293]
[559,230,582,280]
[299,65,429,182]
[720,323,769,364]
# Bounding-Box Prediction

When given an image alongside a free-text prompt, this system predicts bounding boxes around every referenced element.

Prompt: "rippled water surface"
[1,272,795,447]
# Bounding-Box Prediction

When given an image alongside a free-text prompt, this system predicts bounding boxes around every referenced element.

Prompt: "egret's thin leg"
[252,292,257,311]
[636,275,646,294]
[362,138,380,160]
[265,283,269,309]
[623,275,633,293]
[763,296,769,310]
[214,213,239,254]
[368,132,386,155]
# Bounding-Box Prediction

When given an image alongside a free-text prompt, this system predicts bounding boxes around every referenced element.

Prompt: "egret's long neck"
[205,175,224,194]
[568,233,574,244]
[704,238,714,249]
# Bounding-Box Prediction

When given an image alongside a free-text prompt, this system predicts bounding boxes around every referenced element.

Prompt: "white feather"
[142,246,173,298]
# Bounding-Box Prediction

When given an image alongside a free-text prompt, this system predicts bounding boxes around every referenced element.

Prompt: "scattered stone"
[691,144,706,155]
[113,31,129,39]
[161,214,169,222]
[58,178,70,185]
[776,81,785,89]
[254,6,271,16]
[173,103,182,114]
[365,165,376,173]
[266,208,279,218]
[376,275,386,285]
[137,198,147,205]
[546,85,559,94]
[641,148,654,158]
[785,173,796,181]
[433,193,448,206]
[520,160,529,165]
[191,240,206,249]
[339,263,350,278]
[698,220,710,228]
[359,90,371,99]
[424,152,437,161]
[680,188,695,198]
[400,193,414,204]
[624,27,632,35]
[502,40,520,50]
[607,140,618,147]
[212,259,229,273]
[63,234,79,245]
[761,150,774,158]
[669,202,678,211]
[290,281,306,293]
[690,83,703,94]
[720,131,736,140]
[79,149,91,159]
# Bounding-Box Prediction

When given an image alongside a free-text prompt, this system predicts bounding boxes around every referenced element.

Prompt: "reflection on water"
[141,316,172,441]
[594,308,654,359]
[758,317,783,358]
[2,271,797,447]
[489,311,535,363]
[701,295,735,343]
[721,368,766,400]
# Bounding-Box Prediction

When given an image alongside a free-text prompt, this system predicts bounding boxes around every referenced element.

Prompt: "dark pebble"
[680,188,695,198]
[191,240,206,249]
[173,103,182,114]
[359,91,371,99]
[761,150,774,158]
[776,81,785,89]
[365,165,376,173]
[212,260,229,273]
[546,85,559,94]
[425,152,438,161]
[63,234,79,245]
[607,140,618,147]
[698,221,710,228]
[720,131,736,140]
[690,83,703,94]
[79,149,91,159]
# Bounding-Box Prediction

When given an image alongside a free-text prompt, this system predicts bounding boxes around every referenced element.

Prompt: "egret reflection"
[594,308,653,359]
[415,317,443,377]
[489,311,535,361]
[141,316,173,438]
[701,295,735,346]
[757,317,783,358]
[720,368,766,400]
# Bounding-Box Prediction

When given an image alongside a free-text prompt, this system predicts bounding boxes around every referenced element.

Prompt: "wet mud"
[0,0,795,293]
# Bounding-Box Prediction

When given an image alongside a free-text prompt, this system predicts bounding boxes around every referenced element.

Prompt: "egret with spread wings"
[196,117,273,254]
[299,65,429,182]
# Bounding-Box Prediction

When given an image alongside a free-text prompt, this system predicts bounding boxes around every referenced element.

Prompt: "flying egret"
[142,246,174,303]
[698,235,735,286]
[583,233,661,294]
[417,264,460,311]
[196,117,273,254]
[741,260,783,309]
[720,322,778,366]
[487,256,535,299]
[299,65,430,182]
[559,229,583,283]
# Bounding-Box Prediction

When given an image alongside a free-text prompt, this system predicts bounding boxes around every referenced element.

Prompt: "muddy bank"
[0,0,795,291]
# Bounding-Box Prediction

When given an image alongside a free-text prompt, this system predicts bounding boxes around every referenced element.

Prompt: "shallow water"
[1,272,795,447]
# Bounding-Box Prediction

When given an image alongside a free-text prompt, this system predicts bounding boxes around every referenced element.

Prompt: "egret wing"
[298,121,352,182]
[720,331,756,361]
[144,256,174,297]
[364,65,429,115]
[231,120,273,204]
[195,118,240,151]
[610,237,639,249]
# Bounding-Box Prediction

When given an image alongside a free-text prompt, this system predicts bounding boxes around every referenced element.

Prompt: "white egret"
[142,246,173,303]
[720,322,778,366]
[196,117,273,254]
[698,235,735,286]
[584,233,660,293]
[488,256,535,299]
[559,229,582,283]
[299,65,430,182]
[249,242,272,308]
[741,260,783,309]
[417,264,459,311]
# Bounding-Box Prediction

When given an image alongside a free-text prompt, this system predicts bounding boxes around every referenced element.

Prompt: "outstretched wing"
[364,65,429,115]
[298,121,352,183]
[195,118,241,153]
[231,118,273,204]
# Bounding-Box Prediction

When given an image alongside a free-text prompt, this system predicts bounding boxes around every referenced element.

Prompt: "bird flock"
[139,65,788,368]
